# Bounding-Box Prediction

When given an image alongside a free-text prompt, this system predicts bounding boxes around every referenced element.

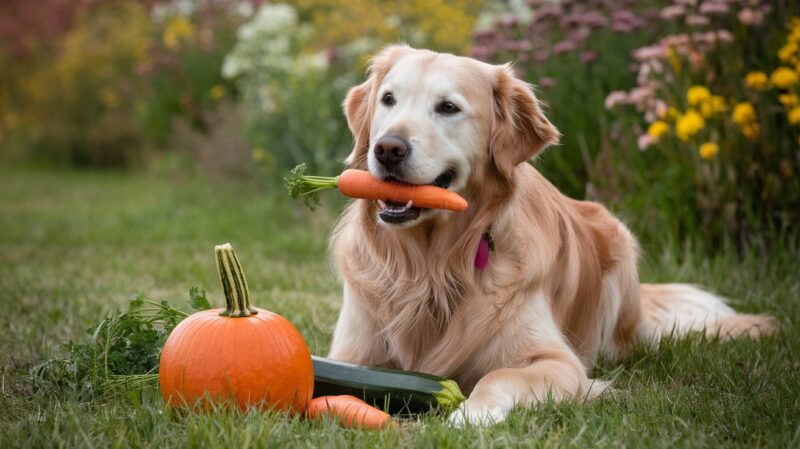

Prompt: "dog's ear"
[343,79,372,168]
[489,65,560,178]
[343,45,413,168]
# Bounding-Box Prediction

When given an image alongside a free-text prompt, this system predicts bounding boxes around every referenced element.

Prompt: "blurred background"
[3,3,799,445]
[1,0,798,247]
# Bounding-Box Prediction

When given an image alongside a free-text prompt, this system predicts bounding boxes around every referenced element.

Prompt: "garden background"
[1,0,798,447]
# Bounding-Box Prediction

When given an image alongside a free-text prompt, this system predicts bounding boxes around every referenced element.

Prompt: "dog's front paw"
[447,399,508,427]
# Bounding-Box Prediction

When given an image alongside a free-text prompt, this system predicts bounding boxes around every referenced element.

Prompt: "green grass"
[0,166,798,448]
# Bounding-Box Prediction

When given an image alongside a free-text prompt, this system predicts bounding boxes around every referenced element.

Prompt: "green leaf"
[188,287,212,311]
[128,292,144,309]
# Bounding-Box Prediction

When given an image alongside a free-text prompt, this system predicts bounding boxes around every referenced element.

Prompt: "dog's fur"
[328,46,775,425]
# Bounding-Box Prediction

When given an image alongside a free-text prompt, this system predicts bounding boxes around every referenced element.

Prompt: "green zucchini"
[311,355,466,415]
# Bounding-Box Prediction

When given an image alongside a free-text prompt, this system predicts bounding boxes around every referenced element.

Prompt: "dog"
[327,45,775,425]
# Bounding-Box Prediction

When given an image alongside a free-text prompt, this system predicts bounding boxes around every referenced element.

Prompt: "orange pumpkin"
[159,243,314,413]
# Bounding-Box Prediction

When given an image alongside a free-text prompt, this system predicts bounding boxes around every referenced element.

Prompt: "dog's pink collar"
[474,231,493,270]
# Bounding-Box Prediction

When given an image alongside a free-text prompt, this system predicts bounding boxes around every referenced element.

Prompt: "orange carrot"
[306,395,395,430]
[286,163,468,211]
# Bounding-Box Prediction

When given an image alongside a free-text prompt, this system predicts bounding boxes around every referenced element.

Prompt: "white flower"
[294,51,330,76]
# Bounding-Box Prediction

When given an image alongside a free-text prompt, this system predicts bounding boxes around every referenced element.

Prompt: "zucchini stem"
[215,243,257,317]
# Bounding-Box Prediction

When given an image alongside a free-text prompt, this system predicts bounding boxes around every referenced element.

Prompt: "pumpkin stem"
[215,243,257,317]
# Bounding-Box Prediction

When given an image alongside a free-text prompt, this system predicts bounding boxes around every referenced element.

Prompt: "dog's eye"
[436,101,460,115]
[381,92,395,107]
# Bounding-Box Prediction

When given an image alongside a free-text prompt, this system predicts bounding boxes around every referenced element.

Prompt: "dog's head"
[343,45,559,228]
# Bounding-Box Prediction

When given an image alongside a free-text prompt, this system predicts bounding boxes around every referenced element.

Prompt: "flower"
[252,147,266,161]
[745,71,768,90]
[779,42,798,63]
[647,121,669,140]
[699,2,729,15]
[209,85,225,100]
[738,8,764,26]
[789,107,800,125]
[732,102,757,125]
[604,91,628,109]
[779,93,799,107]
[664,46,682,73]
[661,5,686,20]
[686,15,710,27]
[675,109,705,141]
[163,16,195,51]
[687,85,711,106]
[741,123,761,140]
[710,96,726,113]
[770,67,799,89]
[665,106,679,121]
[698,142,719,160]
[638,134,656,150]
[698,95,726,118]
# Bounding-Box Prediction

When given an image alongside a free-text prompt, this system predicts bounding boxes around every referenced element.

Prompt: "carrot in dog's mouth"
[376,168,456,224]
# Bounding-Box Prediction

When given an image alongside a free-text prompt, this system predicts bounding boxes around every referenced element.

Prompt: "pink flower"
[738,8,763,26]
[611,22,634,33]
[579,12,609,28]
[604,91,628,109]
[699,2,729,15]
[535,50,550,62]
[537,76,556,88]
[568,28,591,44]
[715,30,734,43]
[638,134,656,150]
[660,5,686,20]
[581,50,597,63]
[686,14,710,26]
[613,10,642,28]
[628,86,656,108]
[553,40,576,54]
[633,44,664,62]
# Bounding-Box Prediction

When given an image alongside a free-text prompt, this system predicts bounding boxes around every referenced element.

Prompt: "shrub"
[475,0,799,244]
[604,1,799,242]
[224,1,483,176]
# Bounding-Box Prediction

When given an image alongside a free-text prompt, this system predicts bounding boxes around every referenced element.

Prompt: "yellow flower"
[745,71,768,90]
[699,101,713,118]
[252,147,266,161]
[665,46,682,73]
[163,16,195,51]
[698,96,724,119]
[779,93,799,107]
[741,123,760,140]
[658,106,679,122]
[698,142,719,160]
[647,121,669,140]
[100,87,120,109]
[789,107,800,125]
[209,85,225,100]
[770,67,799,89]
[675,109,705,141]
[710,95,726,113]
[732,102,757,125]
[687,86,711,106]
[779,42,798,63]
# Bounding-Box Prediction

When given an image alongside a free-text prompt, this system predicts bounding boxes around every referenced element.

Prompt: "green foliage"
[284,163,341,210]
[30,292,207,399]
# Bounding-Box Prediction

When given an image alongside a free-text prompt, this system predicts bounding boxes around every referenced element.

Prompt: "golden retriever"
[327,45,774,425]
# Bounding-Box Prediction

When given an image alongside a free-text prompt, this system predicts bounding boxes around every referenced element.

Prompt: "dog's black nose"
[374,135,410,169]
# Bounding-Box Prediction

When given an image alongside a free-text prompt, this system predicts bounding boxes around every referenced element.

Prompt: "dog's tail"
[636,283,776,344]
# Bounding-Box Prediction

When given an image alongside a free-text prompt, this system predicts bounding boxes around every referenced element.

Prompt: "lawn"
[0,166,798,448]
